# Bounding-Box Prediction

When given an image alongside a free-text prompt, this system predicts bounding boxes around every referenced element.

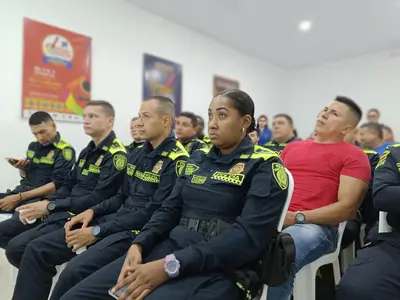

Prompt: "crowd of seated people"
[0,91,397,300]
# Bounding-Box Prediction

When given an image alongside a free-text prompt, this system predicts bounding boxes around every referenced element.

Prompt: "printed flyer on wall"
[22,18,92,122]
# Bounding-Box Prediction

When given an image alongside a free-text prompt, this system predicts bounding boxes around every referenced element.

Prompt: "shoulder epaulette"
[250,145,279,161]
[363,149,378,155]
[168,141,189,160]
[53,138,72,150]
[199,147,211,154]
[108,138,127,155]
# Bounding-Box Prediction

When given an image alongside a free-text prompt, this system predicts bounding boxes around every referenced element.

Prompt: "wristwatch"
[91,226,102,238]
[164,254,180,278]
[295,211,307,224]
[46,201,56,212]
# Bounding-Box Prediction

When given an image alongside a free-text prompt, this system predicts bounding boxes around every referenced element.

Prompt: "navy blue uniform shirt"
[125,141,145,154]
[180,136,209,155]
[134,136,288,276]
[91,134,189,237]
[263,136,299,156]
[51,131,127,215]
[20,132,75,191]
[373,144,400,233]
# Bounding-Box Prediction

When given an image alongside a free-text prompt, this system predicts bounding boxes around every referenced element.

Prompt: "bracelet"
[18,193,23,201]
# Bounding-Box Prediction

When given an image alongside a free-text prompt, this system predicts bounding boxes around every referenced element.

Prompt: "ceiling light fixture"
[298,20,312,32]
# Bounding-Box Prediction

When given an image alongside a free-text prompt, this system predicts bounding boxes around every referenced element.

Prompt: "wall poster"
[22,18,92,122]
[143,53,182,116]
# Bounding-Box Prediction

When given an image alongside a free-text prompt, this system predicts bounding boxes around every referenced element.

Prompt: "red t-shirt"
[281,140,371,212]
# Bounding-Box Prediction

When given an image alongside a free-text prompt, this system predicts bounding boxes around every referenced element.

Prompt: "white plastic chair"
[258,168,295,300]
[291,221,347,300]
[0,213,13,223]
[378,211,392,233]
[340,242,355,273]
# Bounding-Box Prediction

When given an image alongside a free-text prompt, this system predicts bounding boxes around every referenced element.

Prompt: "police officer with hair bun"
[61,89,288,300]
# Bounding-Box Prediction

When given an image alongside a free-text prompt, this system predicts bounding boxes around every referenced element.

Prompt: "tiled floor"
[0,249,15,299]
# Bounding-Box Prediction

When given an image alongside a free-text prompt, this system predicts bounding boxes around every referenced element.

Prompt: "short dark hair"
[334,96,362,125]
[87,100,115,117]
[368,108,380,117]
[360,122,383,139]
[215,89,255,133]
[274,113,293,125]
[145,96,175,117]
[28,111,54,126]
[179,112,198,127]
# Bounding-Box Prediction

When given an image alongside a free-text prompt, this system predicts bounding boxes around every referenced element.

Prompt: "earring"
[241,127,245,132]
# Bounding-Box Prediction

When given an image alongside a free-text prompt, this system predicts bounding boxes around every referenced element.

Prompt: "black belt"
[179,216,211,236]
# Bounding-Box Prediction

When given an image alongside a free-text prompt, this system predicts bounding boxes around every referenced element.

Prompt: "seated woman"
[60,89,288,300]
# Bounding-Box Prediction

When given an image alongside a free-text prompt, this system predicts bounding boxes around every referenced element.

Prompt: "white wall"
[0,0,286,191]
[286,52,400,138]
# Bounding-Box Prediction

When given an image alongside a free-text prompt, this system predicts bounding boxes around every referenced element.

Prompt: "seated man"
[11,96,189,300]
[125,117,145,153]
[0,111,75,247]
[263,113,298,155]
[175,111,208,154]
[248,129,259,145]
[358,122,390,155]
[3,100,127,270]
[267,96,371,300]
[336,144,400,300]
[341,128,379,249]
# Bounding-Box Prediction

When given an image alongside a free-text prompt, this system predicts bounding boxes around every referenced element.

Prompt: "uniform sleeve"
[91,174,129,217]
[54,151,127,214]
[133,178,184,256]
[373,148,400,213]
[360,153,380,223]
[173,159,288,276]
[341,148,371,183]
[99,158,187,237]
[51,147,76,190]
[53,160,80,199]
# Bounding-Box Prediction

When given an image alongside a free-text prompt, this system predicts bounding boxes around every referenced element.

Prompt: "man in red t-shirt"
[267,96,371,300]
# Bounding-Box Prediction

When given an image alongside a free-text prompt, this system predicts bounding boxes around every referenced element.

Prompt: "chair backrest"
[378,211,393,233]
[277,168,295,231]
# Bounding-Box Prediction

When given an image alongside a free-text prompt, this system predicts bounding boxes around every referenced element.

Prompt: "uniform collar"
[143,133,176,157]
[208,136,254,163]
[38,132,61,148]
[271,135,297,145]
[180,135,198,145]
[87,131,116,152]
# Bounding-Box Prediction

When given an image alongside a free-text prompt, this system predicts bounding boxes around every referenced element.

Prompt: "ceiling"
[128,0,400,70]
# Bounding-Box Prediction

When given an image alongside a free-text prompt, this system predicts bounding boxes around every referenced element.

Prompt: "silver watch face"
[166,260,179,273]
[296,212,306,223]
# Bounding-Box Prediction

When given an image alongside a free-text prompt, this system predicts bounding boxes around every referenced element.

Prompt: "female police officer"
[60,89,288,300]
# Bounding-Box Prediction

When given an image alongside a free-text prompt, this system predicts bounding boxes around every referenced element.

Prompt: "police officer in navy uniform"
[336,144,400,300]
[175,111,208,154]
[263,114,298,155]
[0,111,75,247]
[341,128,380,249]
[125,117,145,153]
[60,89,288,300]
[4,101,127,271]
[11,97,189,300]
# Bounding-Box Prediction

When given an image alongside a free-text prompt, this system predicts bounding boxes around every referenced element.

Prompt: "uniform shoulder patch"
[251,145,278,161]
[376,149,390,169]
[62,148,74,161]
[175,160,187,176]
[272,162,288,190]
[113,154,128,171]
[168,142,189,160]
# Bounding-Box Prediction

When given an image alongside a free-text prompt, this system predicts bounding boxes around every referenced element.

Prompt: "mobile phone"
[5,157,17,164]
[108,285,128,299]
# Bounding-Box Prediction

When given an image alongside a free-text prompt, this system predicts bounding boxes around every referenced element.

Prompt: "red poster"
[22,18,92,122]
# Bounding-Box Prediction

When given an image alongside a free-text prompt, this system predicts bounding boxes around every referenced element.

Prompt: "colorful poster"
[22,18,92,122]
[143,54,182,116]
[213,75,240,96]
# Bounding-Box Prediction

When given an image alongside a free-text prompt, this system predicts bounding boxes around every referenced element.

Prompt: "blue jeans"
[267,224,338,300]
